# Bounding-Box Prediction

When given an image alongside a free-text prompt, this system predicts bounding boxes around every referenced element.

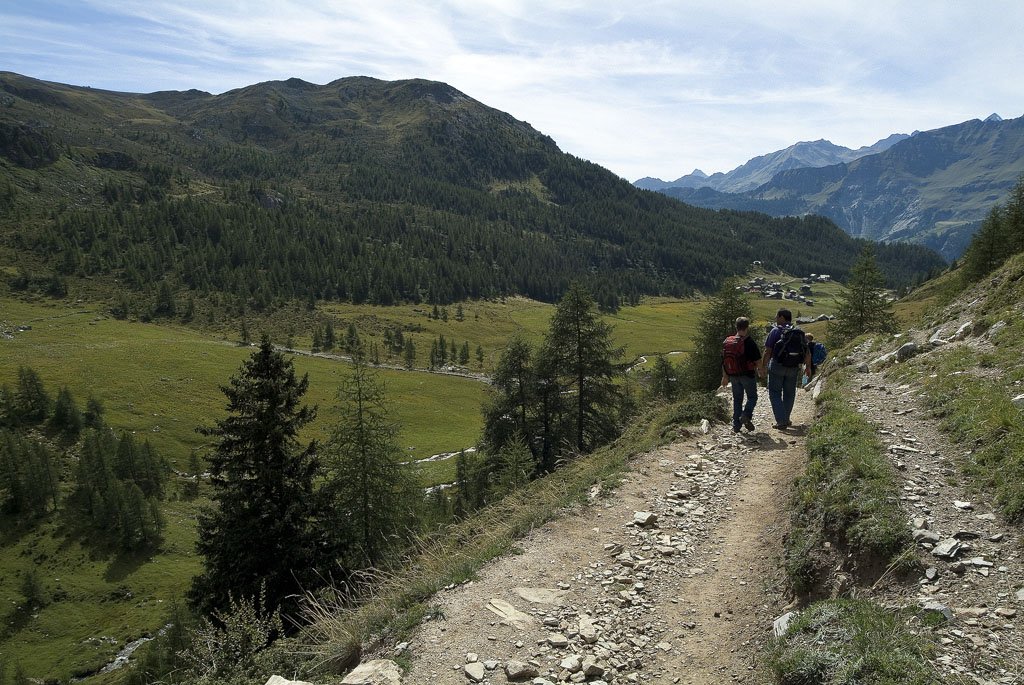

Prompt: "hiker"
[720,316,762,432]
[806,333,827,375]
[759,308,811,429]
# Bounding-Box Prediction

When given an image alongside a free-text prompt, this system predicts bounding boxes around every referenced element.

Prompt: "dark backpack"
[773,327,807,367]
[722,335,753,375]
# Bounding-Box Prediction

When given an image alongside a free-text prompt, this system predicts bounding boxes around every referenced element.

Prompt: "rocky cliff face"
[652,115,1024,260]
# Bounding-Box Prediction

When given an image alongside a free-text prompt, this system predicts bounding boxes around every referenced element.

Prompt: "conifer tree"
[544,282,623,453]
[403,338,416,369]
[321,359,415,566]
[482,334,537,460]
[323,320,336,351]
[648,355,680,401]
[680,280,752,391]
[828,247,897,345]
[49,386,82,436]
[14,367,50,424]
[190,336,320,618]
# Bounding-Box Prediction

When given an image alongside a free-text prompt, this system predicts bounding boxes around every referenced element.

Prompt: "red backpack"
[722,335,753,375]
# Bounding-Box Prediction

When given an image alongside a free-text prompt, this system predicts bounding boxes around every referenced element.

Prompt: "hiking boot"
[732,424,741,433]
[772,423,787,430]
[743,417,755,431]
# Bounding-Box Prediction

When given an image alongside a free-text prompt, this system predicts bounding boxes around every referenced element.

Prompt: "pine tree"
[345,323,362,360]
[648,355,679,401]
[828,247,898,346]
[680,280,752,391]
[189,336,320,618]
[482,334,537,460]
[49,386,82,436]
[14,367,50,424]
[321,359,415,566]
[323,320,336,351]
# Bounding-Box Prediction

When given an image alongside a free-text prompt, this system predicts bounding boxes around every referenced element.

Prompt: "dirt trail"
[395,384,816,684]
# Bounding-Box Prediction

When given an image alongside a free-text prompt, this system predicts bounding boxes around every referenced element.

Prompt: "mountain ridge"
[0,70,944,312]
[645,114,1024,259]
[635,133,910,193]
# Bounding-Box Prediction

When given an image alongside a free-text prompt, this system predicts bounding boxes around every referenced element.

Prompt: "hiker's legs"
[766,366,785,425]
[738,375,757,420]
[780,365,799,423]
[730,377,744,428]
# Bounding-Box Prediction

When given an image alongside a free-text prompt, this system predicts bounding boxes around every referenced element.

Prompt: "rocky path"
[848,367,1024,685]
[391,387,815,685]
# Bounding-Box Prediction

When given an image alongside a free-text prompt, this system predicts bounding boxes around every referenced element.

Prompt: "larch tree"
[544,282,623,455]
[321,359,416,567]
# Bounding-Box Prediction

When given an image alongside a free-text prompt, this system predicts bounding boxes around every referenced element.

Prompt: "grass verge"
[895,343,1024,521]
[768,599,940,685]
[784,367,915,596]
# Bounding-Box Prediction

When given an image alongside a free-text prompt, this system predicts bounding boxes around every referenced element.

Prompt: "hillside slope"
[0,71,943,312]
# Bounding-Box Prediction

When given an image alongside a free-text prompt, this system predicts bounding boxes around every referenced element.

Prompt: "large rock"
[773,611,796,637]
[633,511,658,527]
[987,320,1007,339]
[341,660,403,685]
[895,342,918,362]
[504,661,539,681]
[952,321,973,340]
[464,663,486,682]
[931,538,962,559]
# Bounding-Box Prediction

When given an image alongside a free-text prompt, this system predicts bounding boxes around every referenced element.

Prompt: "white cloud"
[2,0,1023,180]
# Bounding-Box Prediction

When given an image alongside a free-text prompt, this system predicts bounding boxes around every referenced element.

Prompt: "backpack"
[811,341,827,365]
[722,335,754,375]
[773,327,807,367]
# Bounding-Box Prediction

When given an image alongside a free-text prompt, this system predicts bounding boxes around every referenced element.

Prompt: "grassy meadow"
[0,269,851,682]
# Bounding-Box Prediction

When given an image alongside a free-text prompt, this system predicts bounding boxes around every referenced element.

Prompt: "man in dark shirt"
[720,316,761,432]
[759,308,812,429]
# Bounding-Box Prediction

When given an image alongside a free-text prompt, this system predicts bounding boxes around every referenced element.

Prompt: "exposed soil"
[391,385,815,684]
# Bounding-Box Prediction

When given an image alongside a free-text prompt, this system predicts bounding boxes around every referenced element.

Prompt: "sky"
[2,1,1023,182]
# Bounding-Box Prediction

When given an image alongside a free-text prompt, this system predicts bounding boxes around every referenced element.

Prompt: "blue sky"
[3,1,1023,181]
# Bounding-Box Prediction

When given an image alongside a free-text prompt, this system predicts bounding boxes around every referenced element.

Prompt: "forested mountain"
[0,71,944,313]
[652,115,1024,261]
[635,134,908,194]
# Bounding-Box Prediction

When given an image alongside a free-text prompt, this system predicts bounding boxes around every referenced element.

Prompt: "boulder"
[464,663,486,682]
[341,660,403,685]
[895,342,918,362]
[987,320,1007,339]
[504,661,539,681]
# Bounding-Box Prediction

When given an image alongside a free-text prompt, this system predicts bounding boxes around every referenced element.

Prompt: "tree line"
[0,368,168,550]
